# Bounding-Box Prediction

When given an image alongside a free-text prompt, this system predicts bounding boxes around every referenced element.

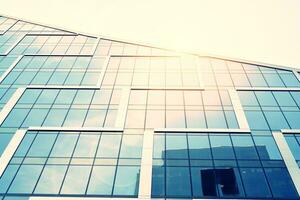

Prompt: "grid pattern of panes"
[1,88,120,130]
[0,55,105,109]
[126,89,238,129]
[0,31,25,55]
[0,56,18,77]
[284,134,300,168]
[0,14,299,199]
[9,21,70,34]
[0,18,16,34]
[10,35,97,56]
[0,130,143,197]
[238,90,300,134]
[152,133,298,199]
[102,56,201,88]
[199,58,300,88]
[94,39,180,56]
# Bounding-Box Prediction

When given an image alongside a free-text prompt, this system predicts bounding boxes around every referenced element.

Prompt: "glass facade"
[0,15,299,199]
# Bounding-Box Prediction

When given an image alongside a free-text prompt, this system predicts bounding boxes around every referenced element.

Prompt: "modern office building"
[0,15,299,200]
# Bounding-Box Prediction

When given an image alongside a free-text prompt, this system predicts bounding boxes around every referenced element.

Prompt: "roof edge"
[0,12,299,72]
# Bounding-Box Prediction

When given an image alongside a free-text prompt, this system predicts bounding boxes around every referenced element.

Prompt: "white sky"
[1,0,300,68]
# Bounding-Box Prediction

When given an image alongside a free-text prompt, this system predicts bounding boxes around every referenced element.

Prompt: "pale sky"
[1,0,300,68]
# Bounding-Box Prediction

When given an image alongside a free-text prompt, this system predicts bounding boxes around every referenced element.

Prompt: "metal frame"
[115,87,130,128]
[272,131,300,196]
[138,130,154,199]
[236,87,300,91]
[131,86,204,91]
[154,128,250,133]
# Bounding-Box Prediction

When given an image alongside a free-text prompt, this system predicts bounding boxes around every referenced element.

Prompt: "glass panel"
[166,135,188,159]
[87,166,115,195]
[60,166,91,194]
[8,165,43,193]
[119,135,143,158]
[166,167,191,197]
[253,136,282,160]
[113,166,140,196]
[210,135,235,159]
[240,168,271,198]
[188,135,211,159]
[231,135,258,160]
[265,168,298,198]
[34,165,67,194]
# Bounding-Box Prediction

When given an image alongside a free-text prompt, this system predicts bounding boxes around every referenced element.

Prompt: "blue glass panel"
[50,134,78,157]
[119,135,143,158]
[34,165,67,194]
[247,73,267,87]
[153,135,165,159]
[63,109,87,126]
[113,166,140,196]
[73,134,99,157]
[263,73,284,87]
[8,165,43,193]
[290,92,300,107]
[224,111,239,128]
[14,134,35,157]
[42,109,68,126]
[283,111,300,129]
[0,134,13,156]
[253,136,282,160]
[60,165,91,194]
[206,111,227,128]
[31,71,53,84]
[27,133,57,157]
[36,90,59,104]
[245,111,269,130]
[97,134,121,158]
[188,135,211,159]
[87,166,115,195]
[47,71,68,85]
[264,111,290,130]
[279,73,300,87]
[231,135,259,160]
[240,168,271,198]
[191,167,213,197]
[0,165,19,193]
[152,166,165,196]
[73,90,94,104]
[285,136,300,160]
[255,91,277,106]
[21,108,49,127]
[166,167,191,197]
[54,90,76,104]
[2,109,30,128]
[14,71,36,84]
[18,90,41,104]
[273,92,297,107]
[166,135,188,159]
[265,168,298,198]
[210,135,235,159]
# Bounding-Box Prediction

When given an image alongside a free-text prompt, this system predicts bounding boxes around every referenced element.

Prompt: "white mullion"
[138,130,154,199]
[228,89,250,131]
